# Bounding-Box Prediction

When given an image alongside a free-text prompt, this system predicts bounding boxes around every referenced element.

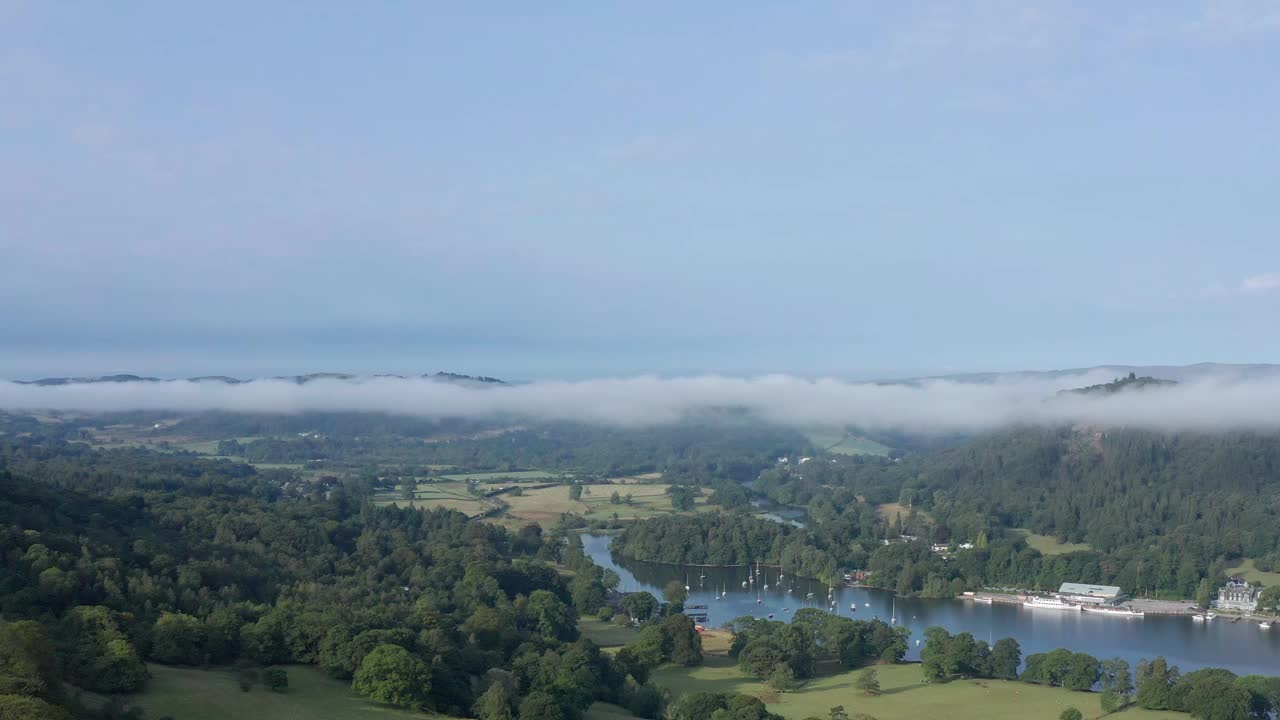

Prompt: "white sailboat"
[891,595,897,624]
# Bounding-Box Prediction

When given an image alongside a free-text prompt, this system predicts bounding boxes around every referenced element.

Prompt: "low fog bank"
[4,370,1280,433]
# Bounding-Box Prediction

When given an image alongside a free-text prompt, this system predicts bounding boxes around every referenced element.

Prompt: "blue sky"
[2,1,1278,380]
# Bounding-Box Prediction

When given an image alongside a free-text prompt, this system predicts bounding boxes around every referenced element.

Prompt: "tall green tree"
[351,644,431,711]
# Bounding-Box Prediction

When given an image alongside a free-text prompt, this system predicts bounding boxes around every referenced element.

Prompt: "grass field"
[1225,558,1280,586]
[373,482,494,518]
[606,472,665,484]
[585,703,635,720]
[1016,529,1093,556]
[121,664,436,720]
[498,483,710,525]
[806,430,892,457]
[651,658,1187,720]
[439,470,564,481]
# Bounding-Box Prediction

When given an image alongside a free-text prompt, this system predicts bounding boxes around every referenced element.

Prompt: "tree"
[1196,578,1213,609]
[264,667,288,692]
[569,484,583,501]
[739,640,785,679]
[1257,586,1280,613]
[0,695,72,720]
[151,612,206,665]
[527,590,577,642]
[610,492,621,504]
[1237,675,1280,719]
[662,613,703,667]
[626,683,663,719]
[1059,708,1082,720]
[473,680,516,720]
[829,707,850,720]
[855,667,880,696]
[518,691,566,720]
[1101,658,1132,712]
[668,486,696,511]
[0,621,61,701]
[768,665,798,692]
[622,592,659,622]
[988,638,1021,680]
[664,580,688,605]
[1136,657,1180,710]
[351,644,431,711]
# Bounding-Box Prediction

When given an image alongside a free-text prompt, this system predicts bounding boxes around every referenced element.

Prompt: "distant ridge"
[12,371,506,386]
[914,362,1280,385]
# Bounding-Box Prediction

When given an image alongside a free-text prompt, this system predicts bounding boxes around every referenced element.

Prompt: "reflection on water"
[582,533,1280,676]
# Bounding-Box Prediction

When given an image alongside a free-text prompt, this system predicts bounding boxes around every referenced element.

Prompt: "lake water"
[583,533,1280,677]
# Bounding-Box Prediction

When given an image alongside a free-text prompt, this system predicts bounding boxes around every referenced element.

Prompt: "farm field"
[651,658,1188,720]
[806,430,892,457]
[498,483,710,526]
[1016,529,1093,555]
[120,664,436,720]
[373,481,495,518]
[1225,558,1280,586]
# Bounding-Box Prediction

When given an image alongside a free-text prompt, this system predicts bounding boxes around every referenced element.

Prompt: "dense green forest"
[0,436,675,720]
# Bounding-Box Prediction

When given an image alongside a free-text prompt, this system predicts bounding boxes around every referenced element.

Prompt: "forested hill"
[1060,372,1177,395]
[730,424,1280,598]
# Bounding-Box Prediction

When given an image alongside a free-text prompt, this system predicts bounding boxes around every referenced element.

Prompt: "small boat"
[1259,621,1272,630]
[806,592,815,599]
[786,587,793,594]
[864,602,870,607]
[915,639,921,647]
[767,614,774,619]
[1191,614,1206,622]
[1206,613,1218,620]
[763,584,769,590]
[850,603,857,611]
[783,607,790,612]
[742,580,748,588]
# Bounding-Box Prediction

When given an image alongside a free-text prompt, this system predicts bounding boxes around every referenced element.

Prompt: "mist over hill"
[3,363,1280,434]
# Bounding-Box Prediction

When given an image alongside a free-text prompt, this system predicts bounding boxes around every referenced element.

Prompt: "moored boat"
[1081,605,1144,617]
[1024,596,1079,611]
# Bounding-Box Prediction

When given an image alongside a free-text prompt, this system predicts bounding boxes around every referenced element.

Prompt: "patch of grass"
[121,664,438,720]
[1016,529,1093,555]
[806,430,891,457]
[651,658,1187,720]
[579,618,640,648]
[1225,558,1280,586]
[875,503,932,525]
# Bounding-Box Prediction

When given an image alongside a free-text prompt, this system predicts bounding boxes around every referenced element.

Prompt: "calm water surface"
[583,534,1280,676]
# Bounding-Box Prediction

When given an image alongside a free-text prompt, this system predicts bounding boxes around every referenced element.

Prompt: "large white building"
[1216,578,1260,612]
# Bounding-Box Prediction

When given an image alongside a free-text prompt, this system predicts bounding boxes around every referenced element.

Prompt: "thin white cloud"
[1240,272,1280,292]
[1203,272,1280,299]
[3,371,1280,433]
